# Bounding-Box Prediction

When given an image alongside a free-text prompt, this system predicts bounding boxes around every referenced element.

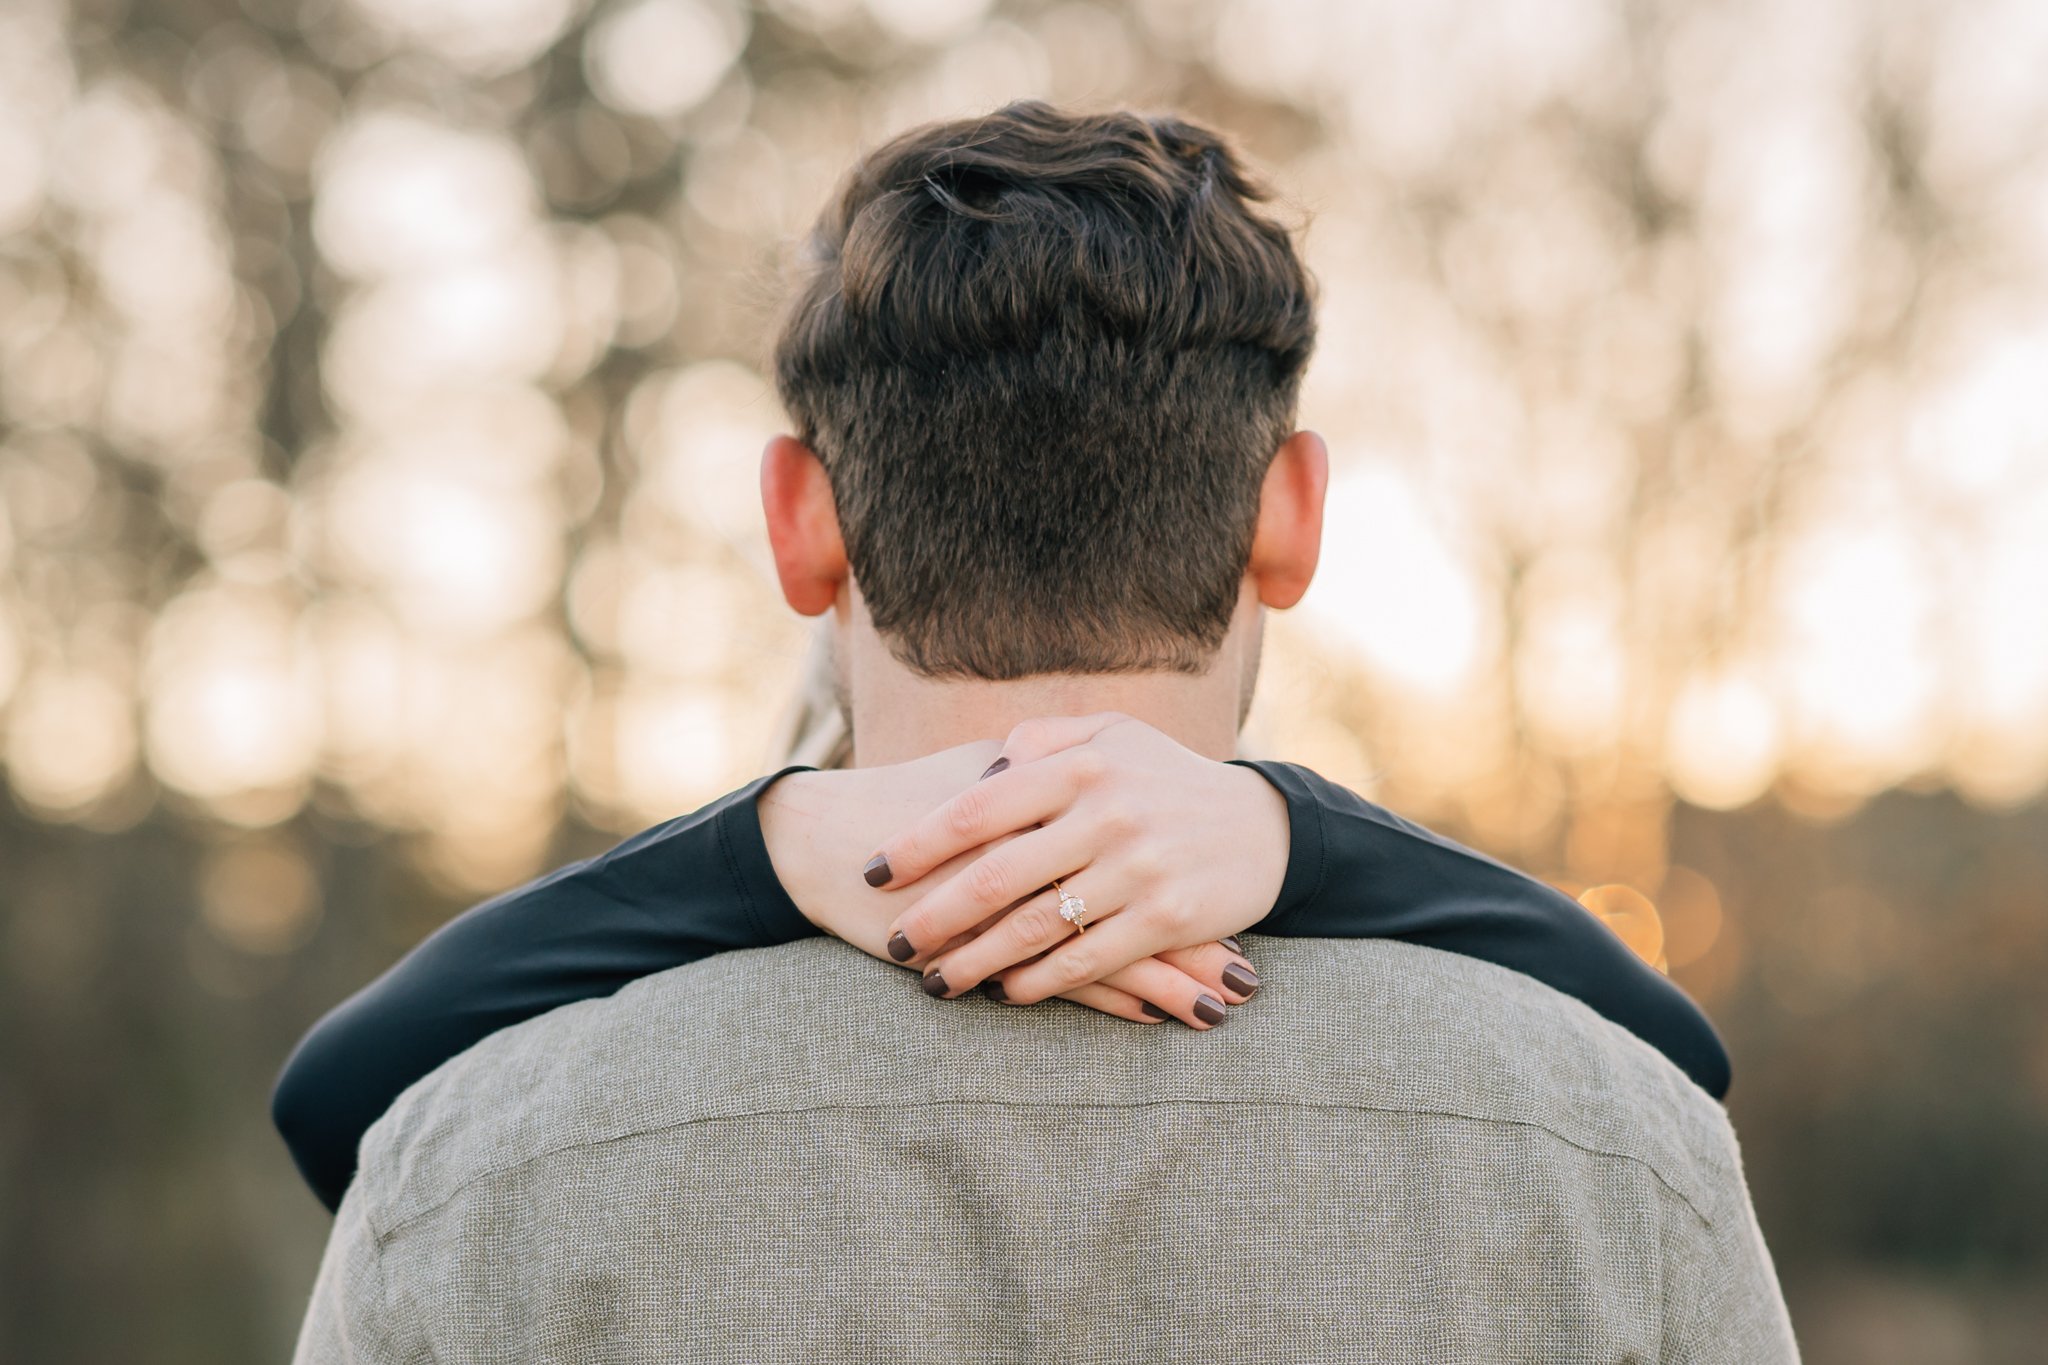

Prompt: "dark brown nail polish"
[1220,936,1244,955]
[921,970,949,998]
[1140,1001,1170,1020]
[887,931,915,962]
[1222,963,1260,997]
[862,854,892,888]
[979,756,1010,780]
[1193,994,1226,1025]
[983,979,1008,1003]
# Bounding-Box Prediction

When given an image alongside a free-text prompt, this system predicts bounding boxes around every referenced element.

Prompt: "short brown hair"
[770,100,1317,678]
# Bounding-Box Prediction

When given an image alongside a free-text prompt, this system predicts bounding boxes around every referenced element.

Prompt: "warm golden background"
[3,0,2044,1358]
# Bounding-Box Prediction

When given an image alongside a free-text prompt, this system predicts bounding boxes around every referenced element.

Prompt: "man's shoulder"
[352,939,874,1233]
[355,935,1742,1238]
[1284,937,1749,1226]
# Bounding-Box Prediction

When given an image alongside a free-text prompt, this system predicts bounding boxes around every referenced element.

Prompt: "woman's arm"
[870,716,1731,1100]
[277,725,1729,1214]
[1234,759,1731,1099]
[273,748,1238,1212]
[271,767,816,1212]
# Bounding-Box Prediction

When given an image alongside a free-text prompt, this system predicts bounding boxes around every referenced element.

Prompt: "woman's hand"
[861,714,1289,1018]
[756,741,1230,1027]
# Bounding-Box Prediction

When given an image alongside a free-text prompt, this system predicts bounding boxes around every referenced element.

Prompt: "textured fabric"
[275,761,1728,1213]
[293,936,1796,1363]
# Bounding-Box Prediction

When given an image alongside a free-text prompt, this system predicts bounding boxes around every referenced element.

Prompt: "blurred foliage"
[2,0,2045,1360]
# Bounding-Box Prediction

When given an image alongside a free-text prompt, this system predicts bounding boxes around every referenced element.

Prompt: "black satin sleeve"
[1230,759,1732,1100]
[269,765,820,1212]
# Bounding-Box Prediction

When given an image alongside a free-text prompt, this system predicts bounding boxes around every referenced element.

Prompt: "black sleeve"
[278,757,1733,1214]
[269,766,819,1212]
[1231,759,1732,1100]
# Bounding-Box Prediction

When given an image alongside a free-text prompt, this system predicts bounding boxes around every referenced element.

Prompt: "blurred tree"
[1,0,2045,1359]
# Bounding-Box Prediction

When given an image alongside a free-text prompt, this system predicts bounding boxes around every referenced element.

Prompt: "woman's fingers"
[916,869,1128,997]
[933,929,1259,1014]
[863,750,1084,895]
[1099,956,1231,1030]
[899,910,1008,973]
[1155,941,1261,1004]
[1044,980,1166,1025]
[860,713,1135,891]
[986,895,1187,1007]
[981,961,1222,1029]
[981,712,1132,773]
[888,821,1105,964]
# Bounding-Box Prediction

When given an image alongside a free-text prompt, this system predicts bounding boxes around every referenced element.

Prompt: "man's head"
[760,100,1326,695]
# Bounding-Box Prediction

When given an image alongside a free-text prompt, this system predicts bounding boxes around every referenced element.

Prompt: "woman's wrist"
[754,746,1000,949]
[755,769,841,936]
[1217,758,1295,925]
[1226,759,1325,933]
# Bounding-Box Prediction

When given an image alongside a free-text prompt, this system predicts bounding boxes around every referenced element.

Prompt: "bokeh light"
[37,0,2048,873]
[4,1,2047,1354]
[584,0,751,120]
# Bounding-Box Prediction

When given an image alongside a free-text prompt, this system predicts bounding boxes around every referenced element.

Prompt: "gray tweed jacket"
[292,935,1798,1363]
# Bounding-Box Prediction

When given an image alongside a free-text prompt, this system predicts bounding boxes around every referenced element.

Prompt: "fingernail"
[983,979,1008,1003]
[1193,994,1226,1025]
[979,756,1010,781]
[1220,935,1244,955]
[863,853,892,888]
[887,931,915,962]
[1140,1001,1170,1020]
[921,969,949,998]
[1222,963,1259,997]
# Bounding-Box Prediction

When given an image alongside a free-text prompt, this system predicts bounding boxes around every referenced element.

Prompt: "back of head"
[770,100,1318,679]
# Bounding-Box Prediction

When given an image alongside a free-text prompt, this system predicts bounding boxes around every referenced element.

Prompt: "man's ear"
[760,435,848,616]
[1247,429,1328,609]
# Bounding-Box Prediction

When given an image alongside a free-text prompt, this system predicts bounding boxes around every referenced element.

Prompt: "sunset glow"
[0,0,2042,896]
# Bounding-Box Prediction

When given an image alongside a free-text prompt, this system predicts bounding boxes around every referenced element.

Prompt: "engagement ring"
[1053,880,1091,932]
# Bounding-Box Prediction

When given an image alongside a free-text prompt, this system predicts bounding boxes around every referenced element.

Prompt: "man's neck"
[840,617,1254,766]
[849,670,1243,766]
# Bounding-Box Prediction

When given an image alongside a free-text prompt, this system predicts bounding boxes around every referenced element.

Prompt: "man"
[294,101,1796,1361]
